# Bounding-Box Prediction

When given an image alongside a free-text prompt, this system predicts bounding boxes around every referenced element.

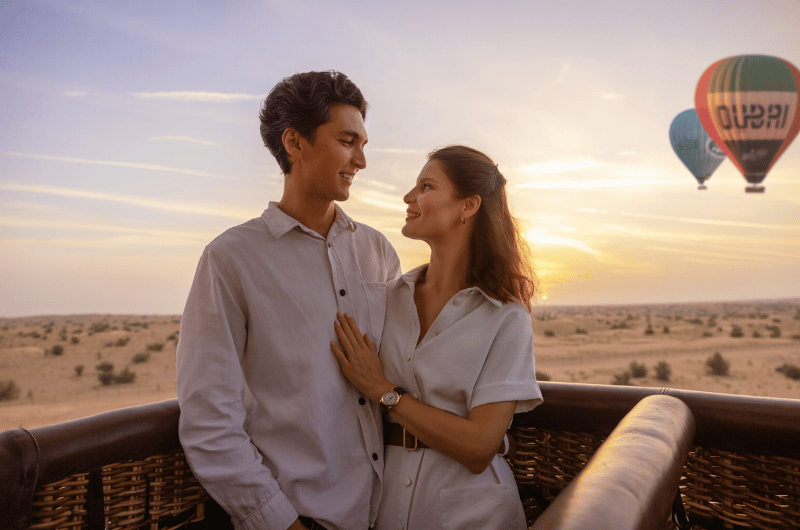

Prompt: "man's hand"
[287,519,309,530]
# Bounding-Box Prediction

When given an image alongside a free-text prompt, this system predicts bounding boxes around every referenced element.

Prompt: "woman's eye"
[422,183,431,190]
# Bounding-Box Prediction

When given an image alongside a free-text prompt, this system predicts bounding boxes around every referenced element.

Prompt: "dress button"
[339,289,346,296]
[359,397,366,405]
[453,298,461,306]
[372,453,378,461]
[404,478,412,487]
[432,331,438,336]
[406,354,412,362]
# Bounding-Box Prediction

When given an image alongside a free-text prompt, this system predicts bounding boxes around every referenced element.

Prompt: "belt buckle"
[402,426,418,451]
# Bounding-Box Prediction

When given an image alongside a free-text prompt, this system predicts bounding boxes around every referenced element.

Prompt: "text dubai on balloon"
[695,55,800,193]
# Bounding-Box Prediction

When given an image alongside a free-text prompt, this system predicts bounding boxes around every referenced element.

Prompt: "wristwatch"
[380,387,407,413]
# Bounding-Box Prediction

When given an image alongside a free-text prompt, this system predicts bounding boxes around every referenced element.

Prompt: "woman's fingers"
[330,340,347,365]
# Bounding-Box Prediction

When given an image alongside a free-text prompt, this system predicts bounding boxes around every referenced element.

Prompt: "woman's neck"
[421,236,472,296]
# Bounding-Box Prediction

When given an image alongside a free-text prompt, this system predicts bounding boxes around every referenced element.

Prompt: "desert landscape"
[2,298,799,431]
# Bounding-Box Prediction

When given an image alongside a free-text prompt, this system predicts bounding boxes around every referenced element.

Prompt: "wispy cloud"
[518,178,681,189]
[370,147,428,154]
[620,212,800,231]
[520,159,607,174]
[0,216,213,241]
[527,230,599,255]
[0,150,235,180]
[131,91,262,103]
[0,183,250,219]
[63,91,86,97]
[150,135,218,146]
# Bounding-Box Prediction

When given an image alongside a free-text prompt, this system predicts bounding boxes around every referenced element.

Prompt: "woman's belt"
[384,421,513,456]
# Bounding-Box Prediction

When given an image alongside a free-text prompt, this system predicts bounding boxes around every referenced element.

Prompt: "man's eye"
[341,139,353,146]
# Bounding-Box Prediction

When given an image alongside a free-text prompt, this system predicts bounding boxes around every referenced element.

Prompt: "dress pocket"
[439,484,527,530]
[363,281,388,350]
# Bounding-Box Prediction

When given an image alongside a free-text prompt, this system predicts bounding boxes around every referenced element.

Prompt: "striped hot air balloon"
[695,55,800,193]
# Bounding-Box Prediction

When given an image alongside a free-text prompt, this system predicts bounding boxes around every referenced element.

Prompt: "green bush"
[702,331,713,338]
[662,325,670,334]
[654,361,671,382]
[575,328,588,335]
[706,352,730,376]
[612,371,632,386]
[766,325,781,338]
[132,353,150,364]
[115,337,130,347]
[752,330,762,338]
[629,361,647,378]
[730,325,744,338]
[50,344,64,356]
[74,365,84,377]
[644,324,654,335]
[71,337,79,345]
[96,361,114,373]
[543,329,555,337]
[0,380,21,402]
[115,368,136,384]
[776,364,800,380]
[147,342,164,352]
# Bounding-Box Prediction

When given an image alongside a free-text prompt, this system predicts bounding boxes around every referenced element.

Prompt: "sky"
[1,0,799,317]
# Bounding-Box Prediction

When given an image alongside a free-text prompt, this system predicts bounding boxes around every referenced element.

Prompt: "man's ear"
[463,195,482,221]
[282,128,302,164]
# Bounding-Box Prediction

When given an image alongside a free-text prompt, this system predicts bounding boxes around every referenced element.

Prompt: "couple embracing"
[176,70,542,530]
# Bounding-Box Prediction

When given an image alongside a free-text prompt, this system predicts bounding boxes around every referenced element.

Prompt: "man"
[177,71,401,530]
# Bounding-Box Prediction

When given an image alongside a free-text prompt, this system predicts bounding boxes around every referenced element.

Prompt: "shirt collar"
[262,201,357,239]
[399,264,503,307]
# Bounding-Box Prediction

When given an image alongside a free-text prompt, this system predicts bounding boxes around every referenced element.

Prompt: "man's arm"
[177,246,299,530]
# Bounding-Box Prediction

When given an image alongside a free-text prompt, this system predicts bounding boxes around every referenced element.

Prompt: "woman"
[331,145,542,529]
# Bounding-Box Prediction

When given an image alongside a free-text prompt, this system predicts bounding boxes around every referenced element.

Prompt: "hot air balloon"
[669,109,726,189]
[695,54,800,193]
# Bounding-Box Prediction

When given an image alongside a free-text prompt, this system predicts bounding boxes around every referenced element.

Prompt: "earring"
[461,217,466,225]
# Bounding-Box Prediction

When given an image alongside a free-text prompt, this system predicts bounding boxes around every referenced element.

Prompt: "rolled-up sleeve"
[177,246,298,530]
[470,304,543,414]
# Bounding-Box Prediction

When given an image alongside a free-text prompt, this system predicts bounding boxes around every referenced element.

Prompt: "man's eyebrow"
[342,130,368,144]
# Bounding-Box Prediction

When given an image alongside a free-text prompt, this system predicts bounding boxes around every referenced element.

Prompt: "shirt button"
[359,397,366,405]
[339,289,346,296]
[406,354,412,362]
[453,298,461,306]
[412,393,419,399]
[432,331,438,336]
[404,478,412,487]
[372,453,379,461]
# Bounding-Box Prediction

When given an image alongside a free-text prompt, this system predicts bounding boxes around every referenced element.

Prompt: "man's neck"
[276,193,337,238]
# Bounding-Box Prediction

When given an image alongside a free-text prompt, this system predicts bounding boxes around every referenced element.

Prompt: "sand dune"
[2,299,799,430]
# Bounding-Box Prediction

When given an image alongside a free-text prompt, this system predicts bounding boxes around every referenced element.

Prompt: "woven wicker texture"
[508,424,800,530]
[28,452,208,530]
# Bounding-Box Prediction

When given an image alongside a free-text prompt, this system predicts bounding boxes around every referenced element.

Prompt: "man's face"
[297,104,368,203]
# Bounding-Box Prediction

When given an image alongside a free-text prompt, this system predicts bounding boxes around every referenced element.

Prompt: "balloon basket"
[745,185,765,193]
[697,185,707,190]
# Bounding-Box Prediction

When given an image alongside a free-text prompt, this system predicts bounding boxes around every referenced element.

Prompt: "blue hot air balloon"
[669,109,726,190]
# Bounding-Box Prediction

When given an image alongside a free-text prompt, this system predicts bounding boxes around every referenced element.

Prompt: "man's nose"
[353,147,366,170]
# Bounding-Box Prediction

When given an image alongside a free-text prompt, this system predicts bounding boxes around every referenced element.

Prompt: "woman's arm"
[331,313,516,474]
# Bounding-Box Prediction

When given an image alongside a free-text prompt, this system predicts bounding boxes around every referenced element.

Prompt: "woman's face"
[402,159,465,241]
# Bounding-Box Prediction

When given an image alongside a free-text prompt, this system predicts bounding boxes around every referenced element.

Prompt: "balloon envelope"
[669,109,726,189]
[695,55,800,192]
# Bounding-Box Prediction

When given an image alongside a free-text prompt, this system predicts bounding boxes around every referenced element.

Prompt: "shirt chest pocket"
[363,282,388,352]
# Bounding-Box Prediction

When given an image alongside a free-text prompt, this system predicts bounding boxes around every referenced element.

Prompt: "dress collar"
[262,201,357,239]
[398,264,502,307]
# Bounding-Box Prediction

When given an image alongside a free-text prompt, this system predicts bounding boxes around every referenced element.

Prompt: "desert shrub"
[50,344,64,356]
[0,380,21,402]
[535,371,551,381]
[766,325,781,338]
[773,318,781,323]
[89,322,110,334]
[701,331,713,338]
[115,337,130,347]
[74,365,84,376]
[730,325,744,338]
[575,328,588,335]
[687,318,703,325]
[629,361,647,378]
[752,330,762,338]
[98,372,115,386]
[96,361,114,373]
[71,337,79,345]
[612,371,632,386]
[662,325,670,334]
[644,324,654,335]
[776,364,800,380]
[654,361,671,382]
[706,352,730,376]
[167,331,179,342]
[543,329,555,337]
[147,342,164,352]
[132,353,150,364]
[792,334,800,340]
[610,322,630,330]
[116,368,136,384]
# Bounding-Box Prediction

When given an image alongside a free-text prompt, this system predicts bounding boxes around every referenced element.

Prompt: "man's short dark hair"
[259,70,368,174]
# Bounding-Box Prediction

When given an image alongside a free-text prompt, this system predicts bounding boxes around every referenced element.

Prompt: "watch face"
[383,391,399,407]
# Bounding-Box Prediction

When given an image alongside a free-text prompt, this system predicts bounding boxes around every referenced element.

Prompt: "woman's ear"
[462,194,482,221]
[282,128,302,164]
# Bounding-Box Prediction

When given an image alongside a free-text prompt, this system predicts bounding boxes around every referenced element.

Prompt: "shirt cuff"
[471,381,543,414]
[234,489,298,530]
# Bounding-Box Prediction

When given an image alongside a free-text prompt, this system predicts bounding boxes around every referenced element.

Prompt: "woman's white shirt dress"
[376,266,543,530]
